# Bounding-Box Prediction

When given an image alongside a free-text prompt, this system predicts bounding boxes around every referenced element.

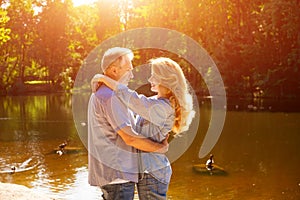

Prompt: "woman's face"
[148,73,160,93]
[148,72,171,98]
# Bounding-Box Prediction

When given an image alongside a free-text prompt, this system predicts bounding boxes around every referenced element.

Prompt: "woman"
[92,57,195,199]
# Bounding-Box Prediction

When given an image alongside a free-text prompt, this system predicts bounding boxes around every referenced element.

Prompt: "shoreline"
[0,182,55,200]
[1,93,300,112]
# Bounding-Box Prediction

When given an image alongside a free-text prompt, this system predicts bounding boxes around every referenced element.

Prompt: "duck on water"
[0,157,39,174]
[193,154,227,175]
[53,139,86,155]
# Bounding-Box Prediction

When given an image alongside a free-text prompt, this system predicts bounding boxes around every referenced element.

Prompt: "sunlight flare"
[72,0,97,7]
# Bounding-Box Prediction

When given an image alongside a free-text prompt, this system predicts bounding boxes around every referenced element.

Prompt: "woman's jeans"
[137,173,169,200]
[101,182,135,200]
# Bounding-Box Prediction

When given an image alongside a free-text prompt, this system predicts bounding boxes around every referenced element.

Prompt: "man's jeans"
[101,182,135,200]
[137,173,169,200]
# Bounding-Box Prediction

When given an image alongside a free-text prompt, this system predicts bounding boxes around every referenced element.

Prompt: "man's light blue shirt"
[88,85,139,187]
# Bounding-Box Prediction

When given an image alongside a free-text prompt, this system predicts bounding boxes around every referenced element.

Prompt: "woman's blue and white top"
[116,84,175,184]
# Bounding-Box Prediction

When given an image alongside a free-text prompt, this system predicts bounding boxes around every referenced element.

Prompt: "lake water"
[0,94,299,199]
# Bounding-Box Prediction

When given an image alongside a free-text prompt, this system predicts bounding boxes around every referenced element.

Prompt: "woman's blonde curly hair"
[149,57,195,135]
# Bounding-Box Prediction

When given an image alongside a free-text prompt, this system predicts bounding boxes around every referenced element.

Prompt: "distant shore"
[0,182,55,200]
[1,88,300,112]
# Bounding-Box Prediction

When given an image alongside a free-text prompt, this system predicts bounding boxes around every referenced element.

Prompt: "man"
[88,47,167,200]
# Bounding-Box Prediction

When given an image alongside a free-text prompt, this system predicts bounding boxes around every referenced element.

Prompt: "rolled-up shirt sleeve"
[115,84,173,127]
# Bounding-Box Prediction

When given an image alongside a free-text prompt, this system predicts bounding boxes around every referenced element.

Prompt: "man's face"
[117,56,134,85]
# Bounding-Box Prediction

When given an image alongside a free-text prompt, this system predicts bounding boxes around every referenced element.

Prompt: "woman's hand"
[91,74,104,93]
[155,134,169,154]
[91,73,119,92]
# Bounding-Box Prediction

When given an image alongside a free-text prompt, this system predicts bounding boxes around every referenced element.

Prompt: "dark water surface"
[0,94,299,199]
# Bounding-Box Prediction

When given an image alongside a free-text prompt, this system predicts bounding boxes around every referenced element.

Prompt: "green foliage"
[24,60,48,78]
[0,9,10,94]
[0,0,299,98]
[59,67,74,92]
[0,9,11,45]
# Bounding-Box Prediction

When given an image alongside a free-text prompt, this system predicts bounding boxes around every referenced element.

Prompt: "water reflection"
[0,94,300,199]
[0,94,103,199]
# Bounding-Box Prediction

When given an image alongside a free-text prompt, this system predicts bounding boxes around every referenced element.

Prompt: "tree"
[33,0,70,85]
[94,0,121,40]
[0,8,11,94]
[0,0,299,98]
[1,0,38,94]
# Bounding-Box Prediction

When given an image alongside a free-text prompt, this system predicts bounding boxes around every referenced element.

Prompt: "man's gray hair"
[101,47,134,72]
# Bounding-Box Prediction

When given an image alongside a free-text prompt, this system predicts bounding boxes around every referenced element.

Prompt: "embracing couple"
[87,47,195,200]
